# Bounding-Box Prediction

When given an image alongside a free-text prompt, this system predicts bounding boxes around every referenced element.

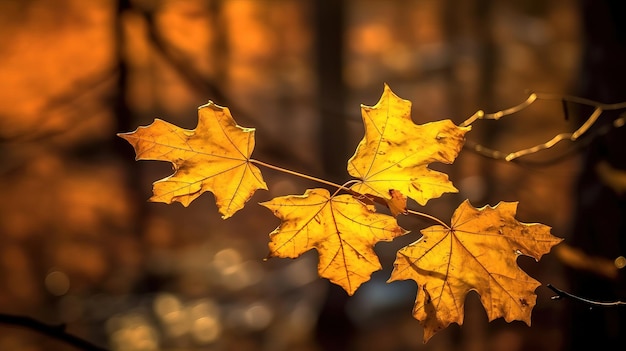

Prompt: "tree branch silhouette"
[0,313,108,351]
[547,284,626,307]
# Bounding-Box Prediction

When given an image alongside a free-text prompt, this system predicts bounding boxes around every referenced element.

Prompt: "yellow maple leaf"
[118,101,267,219]
[389,200,562,342]
[262,188,408,295]
[348,84,470,206]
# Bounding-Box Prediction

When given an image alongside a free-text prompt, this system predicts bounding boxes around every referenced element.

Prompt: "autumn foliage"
[118,102,267,218]
[119,84,563,342]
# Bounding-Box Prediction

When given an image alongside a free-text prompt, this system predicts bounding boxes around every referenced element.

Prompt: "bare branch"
[460,93,538,127]
[462,93,626,164]
[547,284,626,308]
[0,313,108,351]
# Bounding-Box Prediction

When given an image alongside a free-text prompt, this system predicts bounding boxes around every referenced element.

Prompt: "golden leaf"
[389,200,562,342]
[348,84,470,205]
[118,101,267,219]
[262,188,408,295]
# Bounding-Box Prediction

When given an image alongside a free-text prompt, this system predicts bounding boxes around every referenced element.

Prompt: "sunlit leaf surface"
[262,188,407,295]
[348,84,470,206]
[118,101,267,218]
[389,200,562,342]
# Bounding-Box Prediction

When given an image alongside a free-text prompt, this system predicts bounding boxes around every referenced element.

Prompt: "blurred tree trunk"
[115,0,144,228]
[442,1,495,349]
[313,1,355,351]
[565,1,626,350]
[315,0,348,182]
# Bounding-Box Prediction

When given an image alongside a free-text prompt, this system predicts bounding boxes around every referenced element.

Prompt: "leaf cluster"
[118,84,562,342]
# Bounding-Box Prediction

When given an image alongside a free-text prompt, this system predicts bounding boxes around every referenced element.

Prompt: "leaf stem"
[250,159,352,192]
[407,209,451,229]
[250,160,451,228]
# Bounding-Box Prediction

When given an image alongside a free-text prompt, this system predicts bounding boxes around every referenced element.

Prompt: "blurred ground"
[0,0,620,350]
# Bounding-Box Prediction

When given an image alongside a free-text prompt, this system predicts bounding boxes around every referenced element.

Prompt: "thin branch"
[460,93,538,127]
[462,92,626,163]
[0,313,108,351]
[503,107,602,161]
[546,284,626,307]
[536,93,626,110]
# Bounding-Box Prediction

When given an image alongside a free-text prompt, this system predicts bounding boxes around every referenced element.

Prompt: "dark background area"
[0,0,624,350]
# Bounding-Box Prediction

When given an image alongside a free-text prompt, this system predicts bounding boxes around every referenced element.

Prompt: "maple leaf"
[347,84,470,207]
[261,188,408,295]
[118,101,267,219]
[389,200,562,342]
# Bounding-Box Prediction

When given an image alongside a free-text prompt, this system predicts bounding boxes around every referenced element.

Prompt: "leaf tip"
[199,100,226,112]
[116,131,133,142]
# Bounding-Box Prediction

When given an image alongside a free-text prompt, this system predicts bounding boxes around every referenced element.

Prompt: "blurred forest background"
[1,0,625,350]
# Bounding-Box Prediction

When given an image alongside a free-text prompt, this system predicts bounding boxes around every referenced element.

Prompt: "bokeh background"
[1,0,625,350]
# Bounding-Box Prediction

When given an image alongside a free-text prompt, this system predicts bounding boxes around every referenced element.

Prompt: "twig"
[546,284,626,307]
[460,93,538,127]
[463,92,626,164]
[0,314,108,351]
